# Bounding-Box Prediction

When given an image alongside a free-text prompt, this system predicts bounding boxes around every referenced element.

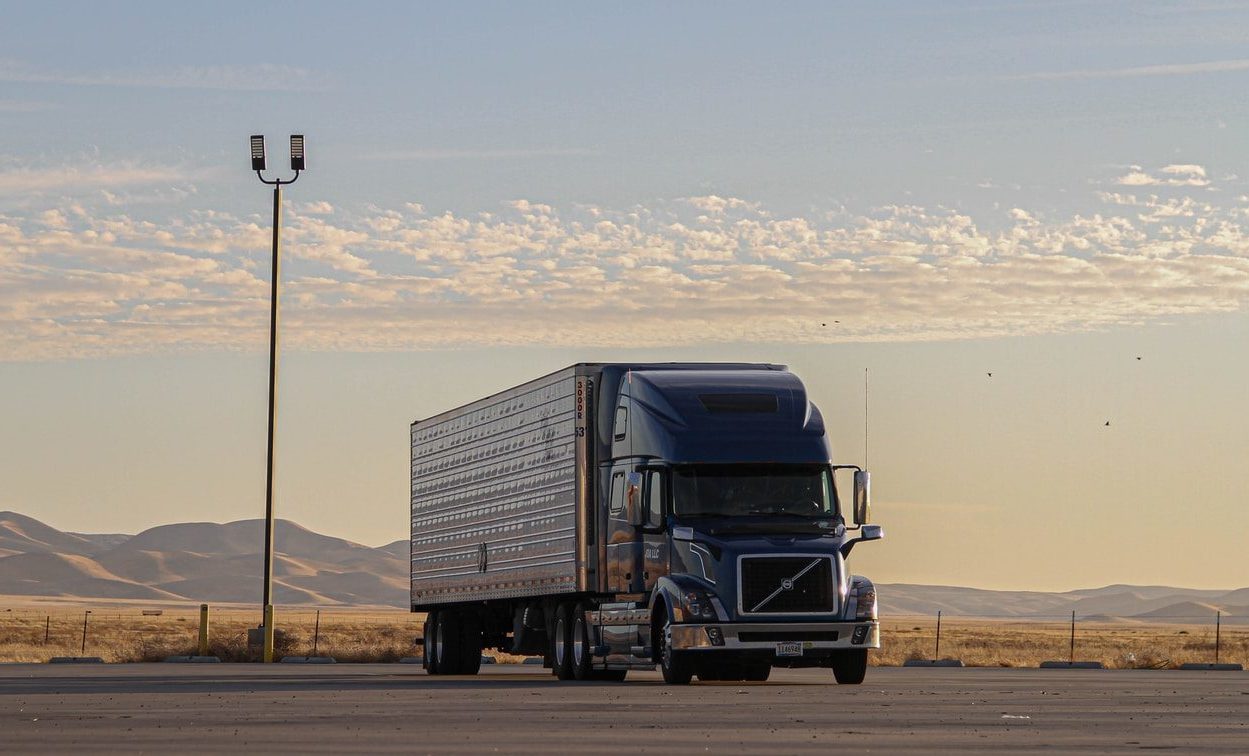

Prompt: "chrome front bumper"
[668,621,880,652]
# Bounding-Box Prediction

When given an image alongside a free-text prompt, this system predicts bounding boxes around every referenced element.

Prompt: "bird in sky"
[1136,356,1142,361]
[1104,421,1111,427]
[987,372,993,377]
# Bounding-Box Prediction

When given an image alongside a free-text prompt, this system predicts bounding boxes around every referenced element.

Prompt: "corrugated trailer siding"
[410,369,578,605]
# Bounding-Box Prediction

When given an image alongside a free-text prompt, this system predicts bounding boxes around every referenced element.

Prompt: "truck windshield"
[671,464,838,519]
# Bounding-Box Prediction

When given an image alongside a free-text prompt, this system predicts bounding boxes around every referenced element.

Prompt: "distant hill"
[1,510,1246,618]
[0,511,408,607]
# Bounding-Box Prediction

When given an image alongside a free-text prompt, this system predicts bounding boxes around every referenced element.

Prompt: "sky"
[3,1,1249,591]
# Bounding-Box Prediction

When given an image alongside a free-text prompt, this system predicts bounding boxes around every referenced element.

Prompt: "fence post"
[1215,611,1221,665]
[313,609,321,656]
[44,615,50,645]
[81,610,92,654]
[934,610,942,659]
[1069,611,1075,665]
[199,604,210,656]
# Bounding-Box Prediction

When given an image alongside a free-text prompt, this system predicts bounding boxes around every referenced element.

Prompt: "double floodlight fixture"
[250,134,306,174]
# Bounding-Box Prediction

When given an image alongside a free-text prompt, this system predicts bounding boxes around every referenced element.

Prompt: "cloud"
[0,164,189,195]
[359,148,598,161]
[0,59,318,92]
[1009,58,1249,81]
[5,189,1249,360]
[1114,164,1211,188]
[0,99,57,113]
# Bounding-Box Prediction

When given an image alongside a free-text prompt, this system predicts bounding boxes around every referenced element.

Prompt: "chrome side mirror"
[853,470,871,525]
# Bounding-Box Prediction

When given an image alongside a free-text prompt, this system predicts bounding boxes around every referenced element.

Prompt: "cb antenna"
[864,367,870,469]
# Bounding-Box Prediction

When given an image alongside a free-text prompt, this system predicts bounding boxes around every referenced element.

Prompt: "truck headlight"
[854,587,876,620]
[675,589,718,622]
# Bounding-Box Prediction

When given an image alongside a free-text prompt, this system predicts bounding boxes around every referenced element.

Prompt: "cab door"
[639,467,670,591]
[605,469,643,593]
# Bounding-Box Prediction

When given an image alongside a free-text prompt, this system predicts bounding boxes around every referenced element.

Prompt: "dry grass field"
[1,601,1244,667]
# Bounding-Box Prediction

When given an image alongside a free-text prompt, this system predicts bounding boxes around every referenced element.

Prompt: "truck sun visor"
[698,393,779,414]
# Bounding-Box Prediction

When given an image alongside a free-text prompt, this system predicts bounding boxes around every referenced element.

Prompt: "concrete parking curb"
[399,657,424,664]
[48,657,104,664]
[1039,661,1104,669]
[1178,663,1244,671]
[163,656,221,663]
[903,659,965,667]
[280,656,337,664]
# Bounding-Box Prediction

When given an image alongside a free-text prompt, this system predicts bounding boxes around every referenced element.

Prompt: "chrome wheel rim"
[573,617,585,667]
[432,617,444,667]
[554,616,566,667]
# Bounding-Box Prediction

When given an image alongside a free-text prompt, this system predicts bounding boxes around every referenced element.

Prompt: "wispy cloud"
[5,185,1249,360]
[362,148,598,161]
[0,59,319,92]
[0,99,57,113]
[1008,58,1249,81]
[1114,164,1210,188]
[0,162,194,196]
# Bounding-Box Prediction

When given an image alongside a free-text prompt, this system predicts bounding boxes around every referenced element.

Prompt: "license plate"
[775,641,803,657]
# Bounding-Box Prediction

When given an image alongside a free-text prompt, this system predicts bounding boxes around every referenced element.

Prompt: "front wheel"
[658,612,694,685]
[830,649,868,685]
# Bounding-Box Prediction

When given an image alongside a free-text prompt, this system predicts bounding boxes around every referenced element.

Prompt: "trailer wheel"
[423,611,439,674]
[830,649,868,685]
[571,603,594,681]
[743,662,771,682]
[658,611,693,685]
[457,612,482,676]
[551,603,575,680]
[434,611,464,675]
[592,669,628,682]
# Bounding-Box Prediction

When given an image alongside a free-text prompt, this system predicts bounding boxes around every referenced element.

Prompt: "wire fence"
[2,604,1246,667]
[879,611,1248,668]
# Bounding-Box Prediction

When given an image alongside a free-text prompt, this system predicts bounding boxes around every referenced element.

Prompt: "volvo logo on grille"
[748,558,826,613]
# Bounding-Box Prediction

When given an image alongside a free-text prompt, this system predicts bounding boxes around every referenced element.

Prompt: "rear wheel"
[743,662,771,682]
[831,649,868,685]
[551,603,575,680]
[456,612,482,676]
[658,612,694,685]
[592,669,628,682]
[422,611,439,674]
[433,611,463,675]
[571,604,594,681]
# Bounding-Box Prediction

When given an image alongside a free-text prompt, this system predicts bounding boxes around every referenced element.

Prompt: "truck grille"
[739,556,836,614]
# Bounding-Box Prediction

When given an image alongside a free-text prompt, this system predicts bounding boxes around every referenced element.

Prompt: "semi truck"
[410,363,883,684]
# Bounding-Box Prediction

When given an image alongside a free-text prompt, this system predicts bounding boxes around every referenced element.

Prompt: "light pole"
[251,134,305,663]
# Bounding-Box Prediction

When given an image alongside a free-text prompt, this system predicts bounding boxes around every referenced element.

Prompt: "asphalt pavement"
[1,664,1247,753]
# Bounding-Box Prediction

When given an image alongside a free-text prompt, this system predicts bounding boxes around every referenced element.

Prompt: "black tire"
[592,669,628,682]
[658,611,694,685]
[551,603,575,680]
[831,649,868,685]
[434,611,463,675]
[743,663,771,682]
[422,611,439,674]
[571,603,594,681]
[457,612,482,676]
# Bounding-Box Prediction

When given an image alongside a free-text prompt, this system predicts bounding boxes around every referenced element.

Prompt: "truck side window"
[644,470,664,530]
[613,405,627,442]
[609,472,625,515]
